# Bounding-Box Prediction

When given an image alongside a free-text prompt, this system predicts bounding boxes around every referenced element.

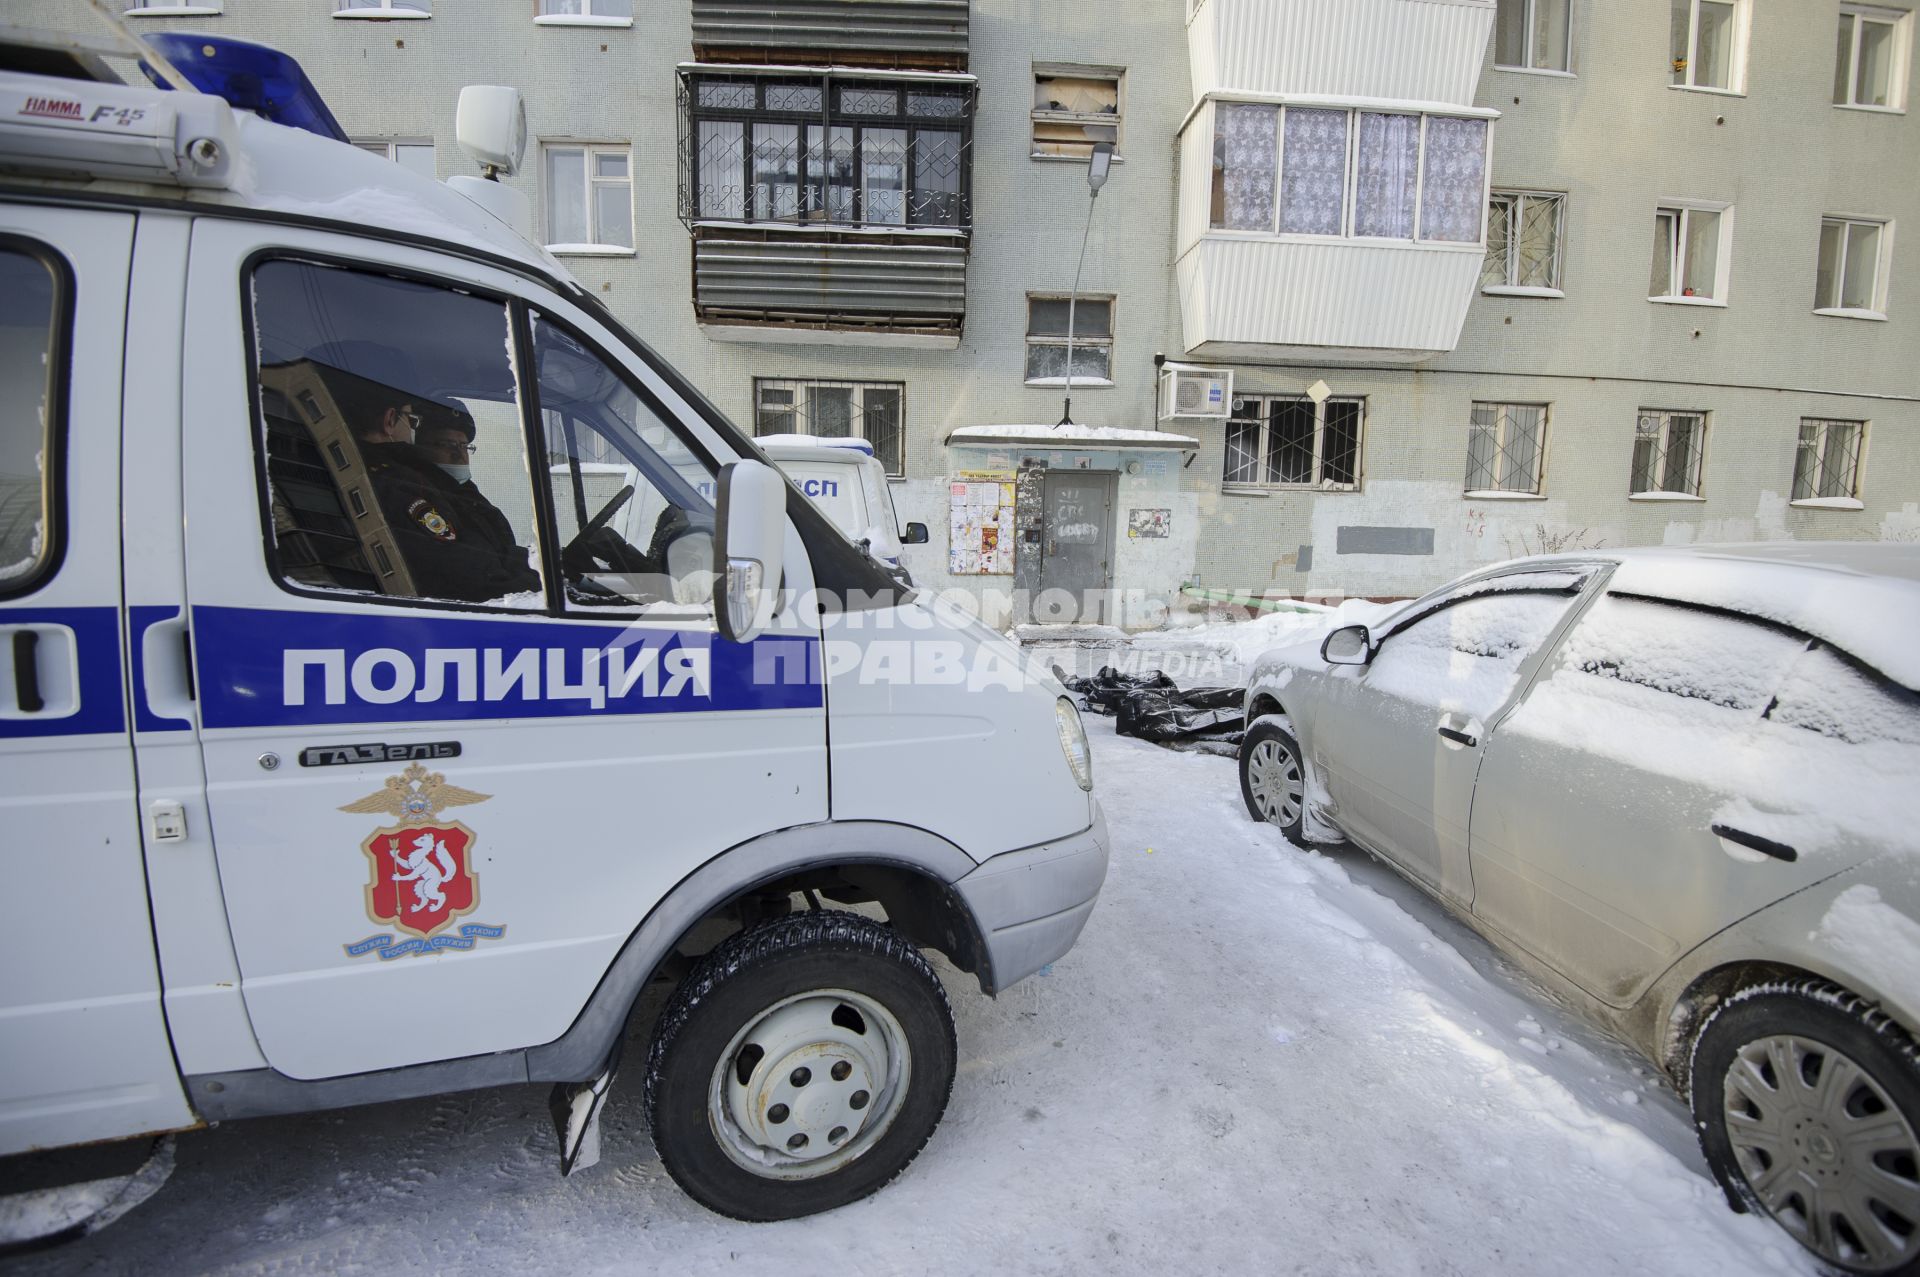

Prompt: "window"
[754,380,905,477]
[125,0,223,13]
[537,0,632,19]
[533,315,717,612]
[1025,295,1113,385]
[1494,0,1572,72]
[1815,216,1890,315]
[0,243,66,597]
[1650,204,1730,302]
[685,75,971,229]
[1369,588,1587,719]
[1032,68,1121,161]
[1210,104,1489,243]
[1630,409,1707,497]
[334,0,430,16]
[1223,395,1363,490]
[1467,403,1548,495]
[1793,418,1867,503]
[545,145,632,251]
[1554,594,1805,711]
[1483,191,1564,291]
[249,259,543,607]
[1835,6,1911,109]
[353,139,435,181]
[1669,0,1747,91]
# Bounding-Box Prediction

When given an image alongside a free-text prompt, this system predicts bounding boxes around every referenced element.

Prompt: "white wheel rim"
[1247,738,1304,827]
[707,988,913,1180]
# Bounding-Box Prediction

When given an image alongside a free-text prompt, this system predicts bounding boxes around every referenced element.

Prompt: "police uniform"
[362,442,542,603]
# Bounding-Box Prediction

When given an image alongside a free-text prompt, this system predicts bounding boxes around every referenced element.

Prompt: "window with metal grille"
[1835,5,1910,109]
[1483,192,1563,291]
[754,379,905,477]
[1032,68,1122,161]
[545,145,633,251]
[1223,396,1363,490]
[1467,403,1548,494]
[1815,216,1890,315]
[682,74,972,231]
[1025,295,1113,384]
[1494,0,1572,72]
[1630,409,1707,496]
[1792,418,1866,502]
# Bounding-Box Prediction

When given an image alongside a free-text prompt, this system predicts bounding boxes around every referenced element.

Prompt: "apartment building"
[35,0,1919,621]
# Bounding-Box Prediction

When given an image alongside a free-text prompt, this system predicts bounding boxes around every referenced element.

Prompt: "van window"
[0,244,65,596]
[250,260,545,608]
[531,314,718,612]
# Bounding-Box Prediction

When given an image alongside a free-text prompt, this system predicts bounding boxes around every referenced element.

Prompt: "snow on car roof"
[755,434,875,457]
[1566,543,1920,690]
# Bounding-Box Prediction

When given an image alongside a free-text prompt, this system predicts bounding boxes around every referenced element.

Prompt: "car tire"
[1690,979,1920,1276]
[644,910,957,1221]
[1239,717,1307,842]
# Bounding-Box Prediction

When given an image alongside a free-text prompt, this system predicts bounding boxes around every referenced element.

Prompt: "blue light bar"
[140,34,348,143]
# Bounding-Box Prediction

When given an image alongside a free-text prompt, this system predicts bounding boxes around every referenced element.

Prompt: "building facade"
[40,0,1920,623]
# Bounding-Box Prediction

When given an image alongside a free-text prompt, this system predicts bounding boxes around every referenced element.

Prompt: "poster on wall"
[949,473,1017,575]
[1127,508,1171,539]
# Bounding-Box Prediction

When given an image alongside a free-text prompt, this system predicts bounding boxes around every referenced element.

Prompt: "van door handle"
[1711,824,1798,863]
[12,630,43,713]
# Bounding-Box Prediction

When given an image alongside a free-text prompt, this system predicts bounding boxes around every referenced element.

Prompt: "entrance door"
[1039,471,1115,624]
[0,206,193,1153]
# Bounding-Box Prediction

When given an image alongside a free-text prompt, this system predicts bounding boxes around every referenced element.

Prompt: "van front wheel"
[644,911,957,1220]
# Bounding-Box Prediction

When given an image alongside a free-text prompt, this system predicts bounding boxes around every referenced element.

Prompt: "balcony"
[691,0,970,70]
[1175,0,1497,362]
[677,65,975,342]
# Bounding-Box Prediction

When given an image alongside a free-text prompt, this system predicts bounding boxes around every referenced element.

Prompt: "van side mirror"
[1321,624,1373,666]
[902,522,929,545]
[714,460,786,644]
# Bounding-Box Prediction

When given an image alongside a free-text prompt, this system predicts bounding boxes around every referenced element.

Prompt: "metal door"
[1039,471,1115,624]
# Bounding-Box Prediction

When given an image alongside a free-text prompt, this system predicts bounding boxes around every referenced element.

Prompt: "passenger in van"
[346,383,542,604]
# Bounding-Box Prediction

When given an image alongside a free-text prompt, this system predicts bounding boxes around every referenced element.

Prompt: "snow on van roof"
[1556,543,1920,690]
[756,435,875,456]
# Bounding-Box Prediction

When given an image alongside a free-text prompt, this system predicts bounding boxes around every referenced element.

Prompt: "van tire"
[643,910,956,1221]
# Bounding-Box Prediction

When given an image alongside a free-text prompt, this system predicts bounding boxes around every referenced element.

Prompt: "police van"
[757,434,928,588]
[0,21,1107,1229]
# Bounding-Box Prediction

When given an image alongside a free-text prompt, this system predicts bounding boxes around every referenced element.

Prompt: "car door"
[1469,592,1869,1007]
[0,207,194,1152]
[1312,567,1592,905]
[180,220,826,1081]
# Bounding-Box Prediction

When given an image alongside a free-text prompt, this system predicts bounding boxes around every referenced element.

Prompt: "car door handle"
[1711,824,1798,863]
[12,630,43,713]
[1437,725,1477,748]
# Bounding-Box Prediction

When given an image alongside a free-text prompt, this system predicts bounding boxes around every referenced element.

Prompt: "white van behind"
[756,435,927,587]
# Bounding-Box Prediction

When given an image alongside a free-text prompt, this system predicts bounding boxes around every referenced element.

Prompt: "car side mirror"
[714,459,786,644]
[1321,624,1373,666]
[902,522,929,545]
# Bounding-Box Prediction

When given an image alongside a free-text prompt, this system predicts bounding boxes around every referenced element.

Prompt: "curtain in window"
[1212,103,1277,231]
[1354,113,1419,239]
[862,128,907,225]
[1417,118,1487,242]
[547,147,588,242]
[1515,195,1559,286]
[697,121,745,219]
[1279,108,1348,236]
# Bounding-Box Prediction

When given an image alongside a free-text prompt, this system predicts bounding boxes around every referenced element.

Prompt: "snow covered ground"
[10,721,1814,1277]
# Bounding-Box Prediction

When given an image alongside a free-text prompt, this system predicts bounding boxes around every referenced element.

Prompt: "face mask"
[437,463,472,485]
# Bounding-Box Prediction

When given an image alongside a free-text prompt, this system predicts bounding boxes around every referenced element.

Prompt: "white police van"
[0,21,1106,1229]
[757,435,928,587]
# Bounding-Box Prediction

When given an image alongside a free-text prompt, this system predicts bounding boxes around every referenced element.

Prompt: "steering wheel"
[561,484,638,570]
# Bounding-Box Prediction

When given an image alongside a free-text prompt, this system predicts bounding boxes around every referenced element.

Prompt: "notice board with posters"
[948,473,1016,575]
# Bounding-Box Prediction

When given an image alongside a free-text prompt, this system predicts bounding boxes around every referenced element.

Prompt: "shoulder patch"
[407,499,458,542]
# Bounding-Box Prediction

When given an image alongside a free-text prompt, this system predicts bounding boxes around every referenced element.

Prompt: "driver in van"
[347,382,542,604]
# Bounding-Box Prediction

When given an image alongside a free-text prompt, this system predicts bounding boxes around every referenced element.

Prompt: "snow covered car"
[756,435,927,587]
[1237,544,1920,1275]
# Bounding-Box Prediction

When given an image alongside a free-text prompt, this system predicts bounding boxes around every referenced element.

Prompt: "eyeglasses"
[395,408,423,433]
[421,437,478,455]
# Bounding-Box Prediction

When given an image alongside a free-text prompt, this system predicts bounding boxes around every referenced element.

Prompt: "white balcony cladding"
[1175,0,1498,363]
[1187,0,1495,107]
[678,64,976,336]
[690,0,969,69]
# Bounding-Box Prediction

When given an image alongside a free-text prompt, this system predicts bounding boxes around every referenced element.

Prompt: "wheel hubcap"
[1247,739,1304,827]
[709,989,911,1180]
[1722,1033,1920,1272]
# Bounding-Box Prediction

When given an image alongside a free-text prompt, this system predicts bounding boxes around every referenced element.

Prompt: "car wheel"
[1691,979,1920,1275]
[1239,718,1306,841]
[644,910,957,1221]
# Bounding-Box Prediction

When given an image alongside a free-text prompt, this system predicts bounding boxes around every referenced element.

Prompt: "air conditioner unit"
[1157,363,1232,420]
